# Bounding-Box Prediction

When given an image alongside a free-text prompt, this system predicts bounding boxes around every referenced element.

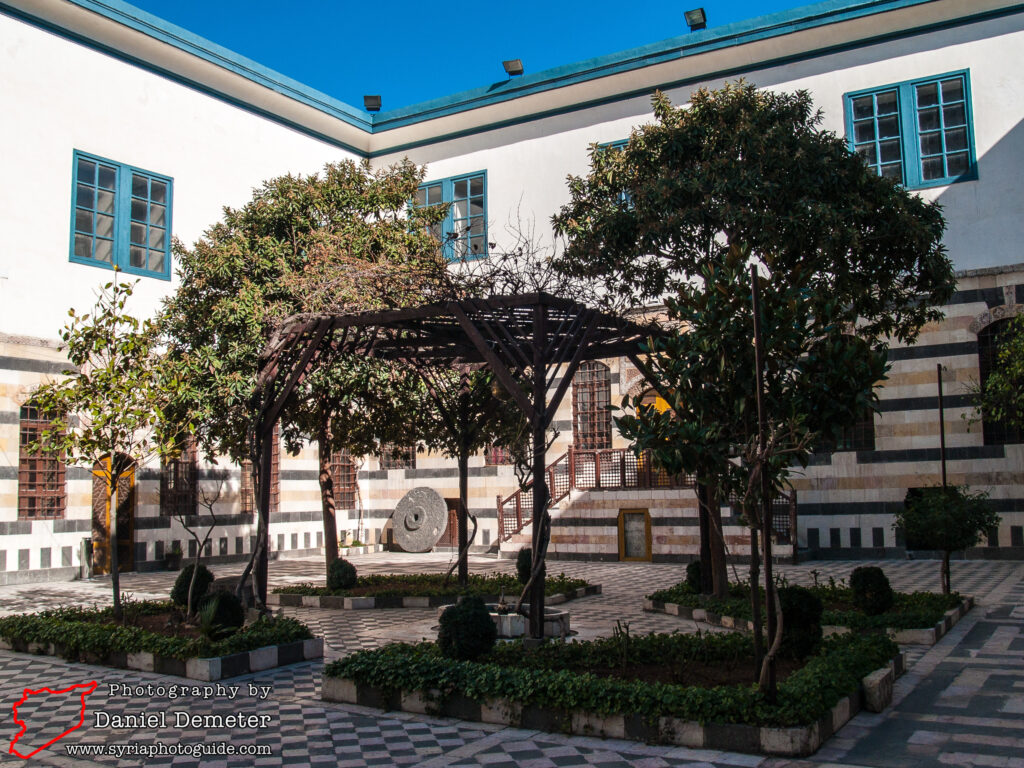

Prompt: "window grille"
[17,402,66,519]
[573,361,612,450]
[381,445,416,470]
[978,319,1023,445]
[330,450,358,509]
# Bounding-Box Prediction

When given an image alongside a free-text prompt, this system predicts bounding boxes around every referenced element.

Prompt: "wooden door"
[440,498,459,547]
[91,457,136,574]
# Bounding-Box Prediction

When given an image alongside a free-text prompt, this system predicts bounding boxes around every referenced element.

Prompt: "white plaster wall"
[376,13,1024,273]
[0,12,358,340]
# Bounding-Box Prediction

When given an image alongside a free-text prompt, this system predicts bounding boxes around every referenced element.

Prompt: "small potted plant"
[165,542,183,571]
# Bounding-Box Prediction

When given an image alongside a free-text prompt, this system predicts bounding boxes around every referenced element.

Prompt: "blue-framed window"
[598,140,632,205]
[845,71,976,189]
[70,151,173,280]
[414,171,487,260]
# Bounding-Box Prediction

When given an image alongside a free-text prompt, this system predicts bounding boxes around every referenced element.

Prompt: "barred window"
[979,319,1023,445]
[573,361,612,450]
[824,410,876,452]
[330,450,358,509]
[160,437,197,516]
[381,445,416,470]
[240,459,254,514]
[18,402,66,519]
[484,445,513,465]
[270,425,280,515]
[239,424,280,514]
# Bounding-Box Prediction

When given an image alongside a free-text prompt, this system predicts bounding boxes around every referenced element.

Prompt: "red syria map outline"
[9,680,98,759]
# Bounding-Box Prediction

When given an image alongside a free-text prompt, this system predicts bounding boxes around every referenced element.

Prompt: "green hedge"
[324,632,897,727]
[0,602,313,661]
[648,581,962,630]
[273,572,588,598]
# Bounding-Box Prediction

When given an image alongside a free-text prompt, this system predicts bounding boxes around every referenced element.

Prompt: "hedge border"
[643,596,974,646]
[0,636,324,681]
[322,651,905,757]
[270,584,601,610]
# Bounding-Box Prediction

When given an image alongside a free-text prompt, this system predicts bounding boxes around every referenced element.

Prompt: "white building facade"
[0,0,1021,583]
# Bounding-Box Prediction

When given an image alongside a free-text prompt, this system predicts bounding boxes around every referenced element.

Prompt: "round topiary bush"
[777,585,823,659]
[437,596,497,661]
[686,560,703,593]
[850,565,895,616]
[327,558,357,591]
[198,590,245,638]
[170,563,213,607]
[516,547,532,585]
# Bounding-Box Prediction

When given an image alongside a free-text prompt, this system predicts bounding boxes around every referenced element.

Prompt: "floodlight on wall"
[502,59,524,77]
[363,95,382,112]
[684,8,707,31]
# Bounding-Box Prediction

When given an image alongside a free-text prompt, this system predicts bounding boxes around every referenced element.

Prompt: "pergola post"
[529,303,548,639]
[255,418,273,607]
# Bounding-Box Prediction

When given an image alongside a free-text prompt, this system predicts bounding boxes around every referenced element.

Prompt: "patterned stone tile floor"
[0,554,1020,767]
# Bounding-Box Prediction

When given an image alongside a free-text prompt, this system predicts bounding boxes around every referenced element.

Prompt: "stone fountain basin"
[435,602,570,638]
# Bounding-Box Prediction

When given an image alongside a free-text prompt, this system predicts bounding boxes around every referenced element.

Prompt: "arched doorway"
[91,455,136,574]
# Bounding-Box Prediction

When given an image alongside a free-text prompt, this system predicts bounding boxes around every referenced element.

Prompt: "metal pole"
[529,303,548,640]
[750,264,776,701]
[937,363,947,489]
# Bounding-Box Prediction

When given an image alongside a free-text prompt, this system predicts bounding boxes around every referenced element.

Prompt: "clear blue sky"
[126,0,813,111]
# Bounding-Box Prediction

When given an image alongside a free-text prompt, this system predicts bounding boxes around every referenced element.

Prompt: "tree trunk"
[697,483,713,595]
[318,417,340,574]
[458,449,469,587]
[706,485,729,599]
[109,474,122,621]
[187,540,200,619]
[749,524,763,682]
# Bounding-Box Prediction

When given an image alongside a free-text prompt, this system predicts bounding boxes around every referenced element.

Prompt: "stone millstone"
[393,486,448,552]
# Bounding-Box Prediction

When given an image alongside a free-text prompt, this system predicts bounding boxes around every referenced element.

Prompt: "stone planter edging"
[337,544,384,556]
[0,636,324,681]
[644,596,973,646]
[321,651,904,757]
[270,584,601,610]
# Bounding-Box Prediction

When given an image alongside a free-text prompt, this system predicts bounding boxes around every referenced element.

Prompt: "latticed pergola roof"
[257,292,664,430]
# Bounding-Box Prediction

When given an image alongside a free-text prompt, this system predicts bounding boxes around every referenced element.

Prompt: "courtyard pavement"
[0,554,1020,767]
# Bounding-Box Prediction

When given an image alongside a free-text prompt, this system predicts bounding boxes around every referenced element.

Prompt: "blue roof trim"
[367,2,1024,157]
[368,0,950,130]
[5,0,1022,146]
[26,0,372,130]
[0,0,371,156]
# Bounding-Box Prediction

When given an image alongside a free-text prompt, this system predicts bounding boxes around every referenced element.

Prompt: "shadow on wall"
[934,115,1024,272]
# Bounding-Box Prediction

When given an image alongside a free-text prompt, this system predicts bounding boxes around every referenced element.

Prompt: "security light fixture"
[503,59,524,77]
[363,95,381,112]
[684,8,707,31]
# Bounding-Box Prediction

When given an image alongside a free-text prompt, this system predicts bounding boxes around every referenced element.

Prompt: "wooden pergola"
[250,292,664,638]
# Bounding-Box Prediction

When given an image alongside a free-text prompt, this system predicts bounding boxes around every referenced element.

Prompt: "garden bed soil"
[322,645,906,757]
[270,575,599,610]
[0,601,323,681]
[644,595,974,645]
[542,657,803,687]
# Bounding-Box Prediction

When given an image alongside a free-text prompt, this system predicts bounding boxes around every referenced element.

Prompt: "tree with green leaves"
[31,277,184,620]
[895,486,999,594]
[161,159,449,601]
[412,365,527,586]
[553,82,954,694]
[971,314,1024,439]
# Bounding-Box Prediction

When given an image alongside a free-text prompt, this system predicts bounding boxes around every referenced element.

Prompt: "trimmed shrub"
[686,560,702,593]
[197,590,245,639]
[850,566,895,616]
[170,563,213,607]
[437,596,497,661]
[777,585,823,659]
[327,558,357,591]
[516,547,532,585]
